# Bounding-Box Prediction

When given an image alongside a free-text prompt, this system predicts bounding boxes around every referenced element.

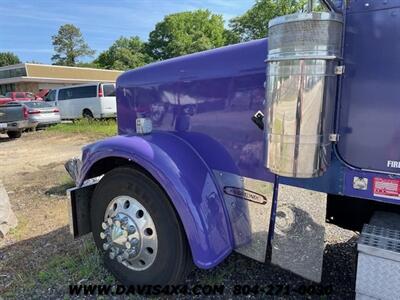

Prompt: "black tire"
[91,167,192,285]
[82,109,94,119]
[7,131,22,139]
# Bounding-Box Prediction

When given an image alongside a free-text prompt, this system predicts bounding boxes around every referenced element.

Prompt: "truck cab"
[66,0,400,293]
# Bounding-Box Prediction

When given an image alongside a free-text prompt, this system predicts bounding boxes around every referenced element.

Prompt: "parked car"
[0,95,12,105]
[0,102,34,138]
[5,92,43,101]
[44,82,116,119]
[17,101,61,129]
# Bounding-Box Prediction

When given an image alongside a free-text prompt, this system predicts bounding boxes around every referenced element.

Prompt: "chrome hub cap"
[100,196,158,271]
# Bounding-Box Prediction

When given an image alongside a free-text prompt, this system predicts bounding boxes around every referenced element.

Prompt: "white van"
[44,82,116,119]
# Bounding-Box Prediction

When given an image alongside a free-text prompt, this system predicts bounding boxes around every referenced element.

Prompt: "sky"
[0,0,254,64]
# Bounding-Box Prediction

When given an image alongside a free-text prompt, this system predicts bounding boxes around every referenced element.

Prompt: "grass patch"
[9,215,29,240]
[45,175,75,196]
[36,240,109,285]
[47,118,117,137]
[8,239,115,298]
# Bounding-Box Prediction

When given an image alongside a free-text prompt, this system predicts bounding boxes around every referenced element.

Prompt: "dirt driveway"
[0,131,91,239]
[0,132,89,179]
[0,131,98,298]
[0,131,358,299]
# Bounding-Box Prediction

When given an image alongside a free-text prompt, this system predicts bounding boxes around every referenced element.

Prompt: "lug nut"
[125,241,132,249]
[109,251,116,260]
[103,242,111,251]
[128,225,136,234]
[107,218,113,226]
[123,249,137,259]
[122,251,130,259]
[101,222,108,230]
[131,238,139,244]
[117,255,124,263]
[100,232,107,240]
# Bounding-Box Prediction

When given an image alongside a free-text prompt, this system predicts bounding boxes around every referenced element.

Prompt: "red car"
[5,92,43,101]
[0,95,13,105]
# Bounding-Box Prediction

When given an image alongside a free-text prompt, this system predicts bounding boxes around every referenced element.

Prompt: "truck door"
[337,3,400,174]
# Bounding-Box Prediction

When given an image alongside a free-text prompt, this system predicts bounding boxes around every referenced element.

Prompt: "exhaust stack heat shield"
[265,12,343,178]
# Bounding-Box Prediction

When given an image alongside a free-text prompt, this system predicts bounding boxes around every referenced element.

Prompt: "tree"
[223,29,240,46]
[51,24,95,66]
[75,62,101,69]
[0,52,21,67]
[229,0,306,42]
[147,10,226,60]
[95,36,152,70]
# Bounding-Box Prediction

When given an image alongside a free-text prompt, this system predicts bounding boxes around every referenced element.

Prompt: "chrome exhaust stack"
[265,12,343,178]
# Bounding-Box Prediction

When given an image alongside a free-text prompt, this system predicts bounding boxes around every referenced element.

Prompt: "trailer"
[66,0,400,297]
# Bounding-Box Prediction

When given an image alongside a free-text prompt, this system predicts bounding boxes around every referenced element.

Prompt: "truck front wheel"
[91,167,192,285]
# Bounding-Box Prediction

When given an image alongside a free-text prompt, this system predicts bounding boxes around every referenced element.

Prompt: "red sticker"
[373,177,400,200]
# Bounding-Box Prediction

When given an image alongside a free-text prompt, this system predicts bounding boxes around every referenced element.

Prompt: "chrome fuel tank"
[265,12,343,178]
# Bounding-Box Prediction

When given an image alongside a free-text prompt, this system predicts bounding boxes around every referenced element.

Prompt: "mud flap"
[67,183,96,238]
[214,170,274,262]
[271,184,327,282]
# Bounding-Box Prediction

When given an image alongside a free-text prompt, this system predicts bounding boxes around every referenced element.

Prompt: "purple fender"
[77,131,234,269]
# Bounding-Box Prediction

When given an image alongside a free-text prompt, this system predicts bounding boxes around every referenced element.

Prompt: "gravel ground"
[186,224,357,299]
[0,131,358,299]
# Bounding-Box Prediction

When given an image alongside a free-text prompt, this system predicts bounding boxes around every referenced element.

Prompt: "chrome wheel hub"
[100,196,158,271]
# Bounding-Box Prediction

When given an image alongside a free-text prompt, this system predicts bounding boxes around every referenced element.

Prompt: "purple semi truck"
[66,0,400,293]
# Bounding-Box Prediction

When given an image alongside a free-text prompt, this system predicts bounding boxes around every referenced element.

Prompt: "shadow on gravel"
[1,226,71,280]
[321,236,358,299]
[0,136,12,143]
[45,181,75,196]
[187,236,357,299]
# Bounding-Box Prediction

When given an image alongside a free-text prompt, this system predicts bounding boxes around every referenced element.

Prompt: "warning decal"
[373,177,400,200]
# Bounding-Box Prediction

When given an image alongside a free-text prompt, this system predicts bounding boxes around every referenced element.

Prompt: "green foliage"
[0,52,21,67]
[223,29,241,45]
[95,36,152,70]
[147,9,226,60]
[229,0,306,41]
[36,240,105,285]
[75,61,101,69]
[51,24,95,66]
[47,119,117,137]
